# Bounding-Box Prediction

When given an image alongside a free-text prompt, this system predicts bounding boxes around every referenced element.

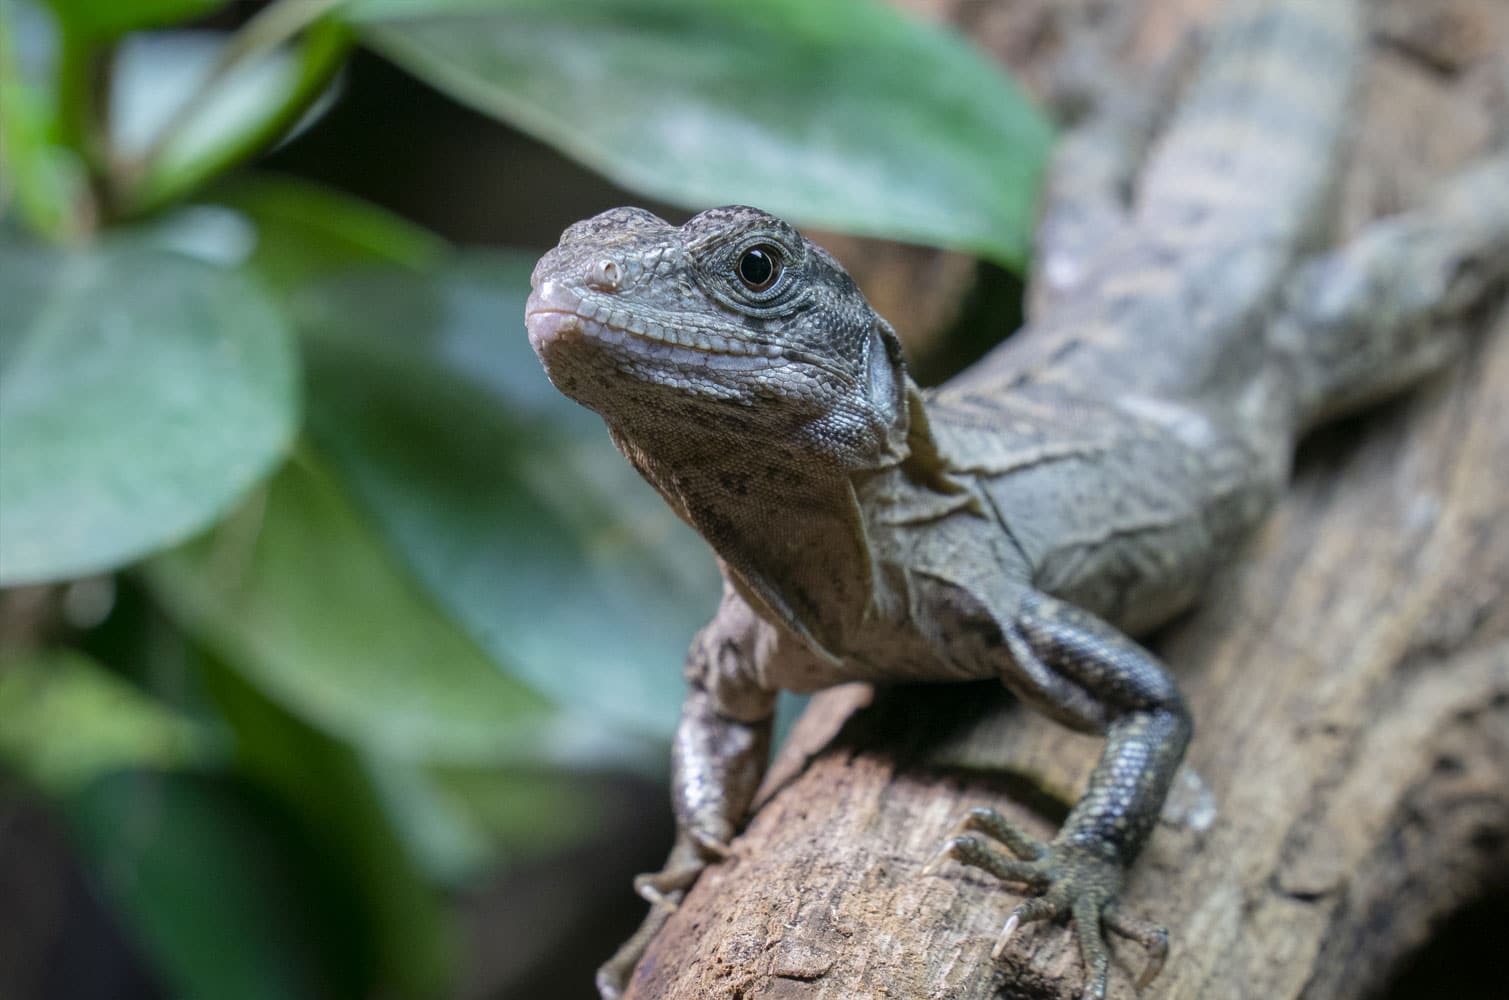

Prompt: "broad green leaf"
[145,452,559,764]
[44,0,229,39]
[0,233,298,585]
[290,255,721,736]
[67,770,374,1000]
[347,0,1053,268]
[212,173,447,295]
[0,647,217,792]
[194,655,452,997]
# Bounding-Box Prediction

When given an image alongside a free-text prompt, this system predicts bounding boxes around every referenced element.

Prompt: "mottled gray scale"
[924,392,1121,474]
[924,378,1269,634]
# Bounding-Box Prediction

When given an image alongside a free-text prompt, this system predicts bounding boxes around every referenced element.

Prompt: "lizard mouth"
[526,282,789,372]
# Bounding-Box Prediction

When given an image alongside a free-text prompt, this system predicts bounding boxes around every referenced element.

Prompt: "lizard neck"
[606,382,962,659]
[607,416,879,660]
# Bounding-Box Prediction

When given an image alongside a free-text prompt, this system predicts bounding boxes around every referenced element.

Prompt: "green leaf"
[145,451,560,764]
[0,233,298,585]
[0,647,217,792]
[291,254,721,736]
[67,770,375,1000]
[44,0,230,39]
[347,0,1052,267]
[212,173,447,295]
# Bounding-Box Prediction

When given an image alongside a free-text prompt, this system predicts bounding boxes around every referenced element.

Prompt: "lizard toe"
[930,823,1167,998]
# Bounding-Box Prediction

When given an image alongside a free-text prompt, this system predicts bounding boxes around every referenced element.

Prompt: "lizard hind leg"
[1280,151,1509,431]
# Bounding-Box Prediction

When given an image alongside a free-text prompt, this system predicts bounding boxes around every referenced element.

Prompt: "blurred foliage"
[0,231,298,584]
[0,0,1050,996]
[0,647,218,790]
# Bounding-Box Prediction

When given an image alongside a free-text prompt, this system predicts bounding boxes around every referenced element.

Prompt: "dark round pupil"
[738,246,778,289]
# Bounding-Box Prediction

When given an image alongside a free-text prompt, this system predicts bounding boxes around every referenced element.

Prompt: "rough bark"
[622,2,1509,998]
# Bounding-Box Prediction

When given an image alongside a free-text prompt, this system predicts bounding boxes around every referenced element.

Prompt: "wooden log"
[620,2,1509,997]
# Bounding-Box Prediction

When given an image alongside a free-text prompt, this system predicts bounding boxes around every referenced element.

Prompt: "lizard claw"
[992,895,1062,959]
[921,836,973,878]
[1106,904,1169,989]
[991,912,1020,960]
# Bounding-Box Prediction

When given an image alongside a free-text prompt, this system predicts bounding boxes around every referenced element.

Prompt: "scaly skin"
[523,0,1509,996]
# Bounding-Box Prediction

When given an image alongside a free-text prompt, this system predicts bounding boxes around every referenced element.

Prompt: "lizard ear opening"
[866,318,910,446]
[866,317,967,493]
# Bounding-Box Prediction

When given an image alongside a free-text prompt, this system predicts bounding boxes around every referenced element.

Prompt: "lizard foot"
[922,806,1167,999]
[597,837,717,999]
[632,839,719,908]
[596,900,675,1000]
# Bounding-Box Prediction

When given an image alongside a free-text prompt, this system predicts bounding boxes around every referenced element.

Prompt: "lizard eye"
[736,244,782,292]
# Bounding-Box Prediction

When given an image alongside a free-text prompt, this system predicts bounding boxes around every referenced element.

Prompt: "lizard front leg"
[597,587,776,1000]
[926,590,1191,999]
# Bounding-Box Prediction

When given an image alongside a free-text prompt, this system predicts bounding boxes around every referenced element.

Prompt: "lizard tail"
[1276,153,1509,432]
[998,0,1368,407]
[1134,0,1364,260]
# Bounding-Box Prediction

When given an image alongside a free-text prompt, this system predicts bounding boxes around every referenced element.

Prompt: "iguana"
[523,0,1509,996]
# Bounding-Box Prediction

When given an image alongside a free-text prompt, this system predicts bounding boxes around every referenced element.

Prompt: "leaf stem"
[112,0,351,220]
[48,18,114,233]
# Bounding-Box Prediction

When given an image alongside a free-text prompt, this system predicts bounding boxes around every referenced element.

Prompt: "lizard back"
[927,0,1365,631]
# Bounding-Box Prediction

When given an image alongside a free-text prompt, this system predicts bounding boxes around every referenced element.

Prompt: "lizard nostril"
[587,258,623,291]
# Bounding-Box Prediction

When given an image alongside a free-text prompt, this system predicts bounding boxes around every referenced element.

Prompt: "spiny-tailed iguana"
[524,0,1509,995]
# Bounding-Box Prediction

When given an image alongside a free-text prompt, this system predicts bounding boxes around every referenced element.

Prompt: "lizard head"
[526,205,912,471]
